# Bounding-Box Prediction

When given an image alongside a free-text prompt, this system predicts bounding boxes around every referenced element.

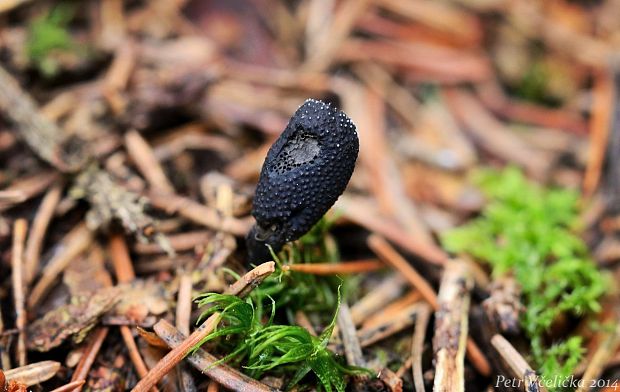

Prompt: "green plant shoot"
[194,286,370,392]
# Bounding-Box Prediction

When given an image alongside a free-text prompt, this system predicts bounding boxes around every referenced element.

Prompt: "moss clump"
[194,287,368,392]
[441,167,606,390]
[194,216,369,391]
[27,3,79,77]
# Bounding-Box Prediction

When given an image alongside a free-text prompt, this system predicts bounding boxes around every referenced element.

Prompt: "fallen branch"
[432,260,472,392]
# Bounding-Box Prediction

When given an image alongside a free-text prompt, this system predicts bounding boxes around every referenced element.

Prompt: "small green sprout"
[250,215,357,322]
[27,3,81,77]
[193,215,369,390]
[194,287,370,392]
[441,167,606,390]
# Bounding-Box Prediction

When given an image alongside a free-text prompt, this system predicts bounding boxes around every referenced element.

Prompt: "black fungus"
[247,98,359,263]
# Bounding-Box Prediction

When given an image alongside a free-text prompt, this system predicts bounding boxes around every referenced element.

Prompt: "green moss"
[27,3,79,77]
[194,215,370,390]
[441,167,606,390]
[248,214,359,322]
[194,287,370,391]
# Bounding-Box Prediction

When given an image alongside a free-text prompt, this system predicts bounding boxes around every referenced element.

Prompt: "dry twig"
[337,303,365,367]
[125,130,175,194]
[412,303,432,392]
[368,235,491,376]
[0,172,59,213]
[147,191,253,236]
[339,196,448,266]
[109,234,158,392]
[576,322,620,392]
[350,274,407,326]
[49,380,86,392]
[70,327,109,391]
[362,291,421,330]
[491,334,545,392]
[358,303,426,348]
[24,184,63,284]
[153,320,275,392]
[28,224,93,309]
[282,259,384,275]
[432,260,472,392]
